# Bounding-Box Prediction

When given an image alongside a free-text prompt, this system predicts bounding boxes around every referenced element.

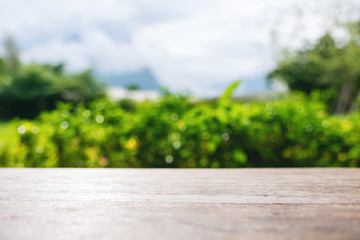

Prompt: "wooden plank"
[0,169,359,240]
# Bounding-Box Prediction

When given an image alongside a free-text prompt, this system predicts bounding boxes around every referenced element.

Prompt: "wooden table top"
[0,168,359,240]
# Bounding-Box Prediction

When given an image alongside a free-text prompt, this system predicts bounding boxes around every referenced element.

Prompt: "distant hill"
[97,68,160,90]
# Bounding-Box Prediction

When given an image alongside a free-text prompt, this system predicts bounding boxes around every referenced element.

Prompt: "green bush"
[0,63,105,119]
[0,86,358,168]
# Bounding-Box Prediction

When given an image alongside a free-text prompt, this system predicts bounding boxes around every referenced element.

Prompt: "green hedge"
[0,90,359,168]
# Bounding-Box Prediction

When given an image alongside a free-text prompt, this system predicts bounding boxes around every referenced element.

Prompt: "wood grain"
[0,169,359,239]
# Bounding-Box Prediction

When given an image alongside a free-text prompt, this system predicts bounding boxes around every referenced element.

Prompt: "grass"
[0,121,16,142]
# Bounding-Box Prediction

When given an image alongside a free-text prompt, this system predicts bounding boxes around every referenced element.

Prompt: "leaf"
[217,80,241,106]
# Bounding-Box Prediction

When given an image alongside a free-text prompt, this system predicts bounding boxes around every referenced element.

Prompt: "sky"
[0,0,359,96]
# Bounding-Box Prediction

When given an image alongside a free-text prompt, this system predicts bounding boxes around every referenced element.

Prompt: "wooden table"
[0,168,359,240]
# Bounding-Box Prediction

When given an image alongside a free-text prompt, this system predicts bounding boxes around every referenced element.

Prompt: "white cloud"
[132,0,276,93]
[0,0,359,96]
[22,29,145,73]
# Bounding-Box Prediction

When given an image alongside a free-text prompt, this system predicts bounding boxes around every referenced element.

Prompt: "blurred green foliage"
[0,121,15,142]
[0,36,106,119]
[0,83,358,168]
[1,27,360,168]
[268,21,360,114]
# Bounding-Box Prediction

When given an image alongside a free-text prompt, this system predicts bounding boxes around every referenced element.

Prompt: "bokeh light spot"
[171,113,179,121]
[60,121,69,129]
[173,140,181,149]
[221,132,230,141]
[96,115,104,123]
[165,155,173,164]
[31,126,39,134]
[17,125,26,134]
[83,110,91,118]
[305,125,313,132]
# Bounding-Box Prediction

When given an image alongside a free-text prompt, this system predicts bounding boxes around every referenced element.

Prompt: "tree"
[0,37,106,119]
[3,35,20,76]
[126,83,140,91]
[268,22,360,114]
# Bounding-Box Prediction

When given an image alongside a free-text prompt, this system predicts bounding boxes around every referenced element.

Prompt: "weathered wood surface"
[0,168,359,240]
